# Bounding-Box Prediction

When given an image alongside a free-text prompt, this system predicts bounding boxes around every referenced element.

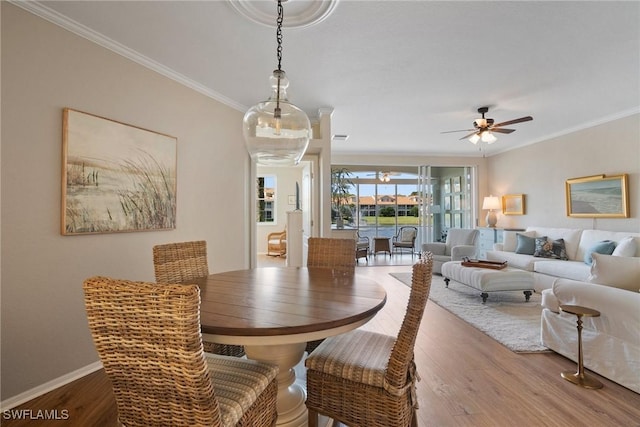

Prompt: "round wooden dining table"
[193,266,387,427]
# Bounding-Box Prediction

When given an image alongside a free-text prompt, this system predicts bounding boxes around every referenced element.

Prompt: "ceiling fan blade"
[491,128,516,134]
[492,116,533,128]
[441,129,475,134]
[459,131,479,140]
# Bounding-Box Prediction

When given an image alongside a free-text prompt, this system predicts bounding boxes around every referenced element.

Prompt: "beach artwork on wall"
[565,174,629,218]
[62,108,177,235]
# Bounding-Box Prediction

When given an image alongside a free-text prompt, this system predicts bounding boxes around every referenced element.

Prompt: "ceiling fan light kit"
[443,106,533,147]
[242,0,311,166]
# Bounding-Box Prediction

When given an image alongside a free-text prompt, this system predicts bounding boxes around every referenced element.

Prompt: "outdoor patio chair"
[305,252,434,427]
[83,276,278,427]
[392,226,418,257]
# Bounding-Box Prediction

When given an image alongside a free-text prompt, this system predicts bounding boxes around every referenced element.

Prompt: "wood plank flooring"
[3,265,639,426]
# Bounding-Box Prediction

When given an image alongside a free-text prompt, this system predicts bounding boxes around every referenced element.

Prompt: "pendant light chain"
[276,0,284,72]
[274,0,284,119]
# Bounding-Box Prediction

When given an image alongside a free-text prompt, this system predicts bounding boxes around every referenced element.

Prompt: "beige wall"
[1,4,251,399]
[487,114,640,232]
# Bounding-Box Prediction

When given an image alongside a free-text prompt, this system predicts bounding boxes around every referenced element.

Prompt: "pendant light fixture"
[242,0,311,165]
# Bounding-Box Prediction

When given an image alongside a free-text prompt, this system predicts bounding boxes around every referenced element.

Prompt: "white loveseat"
[486,226,640,292]
[541,277,640,393]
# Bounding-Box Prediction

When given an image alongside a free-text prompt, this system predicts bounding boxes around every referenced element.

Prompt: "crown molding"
[10,0,248,112]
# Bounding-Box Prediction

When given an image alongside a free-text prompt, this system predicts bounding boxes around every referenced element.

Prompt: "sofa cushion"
[534,237,569,260]
[577,230,640,260]
[612,236,637,257]
[584,240,616,265]
[588,253,640,292]
[534,259,591,282]
[525,227,583,260]
[486,251,537,271]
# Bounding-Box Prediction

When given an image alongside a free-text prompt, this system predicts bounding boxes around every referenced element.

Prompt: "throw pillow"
[612,236,637,257]
[533,237,569,260]
[588,253,640,292]
[515,233,536,255]
[584,240,616,265]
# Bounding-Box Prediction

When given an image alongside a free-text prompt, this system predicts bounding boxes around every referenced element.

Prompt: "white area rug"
[390,272,550,353]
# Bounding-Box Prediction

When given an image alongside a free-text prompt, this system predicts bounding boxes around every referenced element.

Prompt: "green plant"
[331,167,354,221]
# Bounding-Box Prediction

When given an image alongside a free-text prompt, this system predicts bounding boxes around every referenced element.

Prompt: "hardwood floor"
[4,265,639,426]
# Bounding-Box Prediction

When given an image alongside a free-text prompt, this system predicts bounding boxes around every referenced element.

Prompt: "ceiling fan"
[366,171,400,182]
[442,107,533,144]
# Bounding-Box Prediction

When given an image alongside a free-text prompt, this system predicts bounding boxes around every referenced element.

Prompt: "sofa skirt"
[541,308,640,394]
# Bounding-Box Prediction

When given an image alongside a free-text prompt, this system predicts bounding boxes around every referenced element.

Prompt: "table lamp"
[483,195,501,228]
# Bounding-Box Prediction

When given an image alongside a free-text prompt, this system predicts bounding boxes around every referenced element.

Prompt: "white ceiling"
[19,0,640,157]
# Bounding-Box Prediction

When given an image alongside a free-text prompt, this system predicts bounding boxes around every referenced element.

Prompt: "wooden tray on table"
[461,259,507,270]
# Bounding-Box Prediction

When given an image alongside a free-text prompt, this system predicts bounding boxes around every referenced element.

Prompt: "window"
[257,175,276,223]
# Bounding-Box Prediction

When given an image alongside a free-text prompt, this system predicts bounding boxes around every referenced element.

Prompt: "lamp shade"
[243,71,311,165]
[482,196,501,210]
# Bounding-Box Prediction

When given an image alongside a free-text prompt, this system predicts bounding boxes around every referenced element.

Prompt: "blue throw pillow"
[584,240,616,265]
[515,233,537,255]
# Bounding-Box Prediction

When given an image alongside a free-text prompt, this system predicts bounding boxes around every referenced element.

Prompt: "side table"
[559,304,603,389]
[373,237,391,257]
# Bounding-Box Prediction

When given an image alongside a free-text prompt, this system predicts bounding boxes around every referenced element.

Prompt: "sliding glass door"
[332,166,477,251]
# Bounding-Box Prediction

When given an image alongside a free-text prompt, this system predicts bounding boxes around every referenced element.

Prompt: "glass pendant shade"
[243,70,311,166]
[469,133,480,144]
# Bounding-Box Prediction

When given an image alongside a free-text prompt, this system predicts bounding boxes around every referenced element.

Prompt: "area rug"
[390,272,549,353]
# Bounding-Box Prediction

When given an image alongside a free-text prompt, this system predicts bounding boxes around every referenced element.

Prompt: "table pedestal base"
[245,343,307,427]
[561,371,603,389]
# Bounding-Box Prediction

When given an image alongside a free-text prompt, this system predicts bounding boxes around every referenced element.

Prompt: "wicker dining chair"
[83,276,279,427]
[153,240,245,358]
[305,237,357,354]
[305,252,434,427]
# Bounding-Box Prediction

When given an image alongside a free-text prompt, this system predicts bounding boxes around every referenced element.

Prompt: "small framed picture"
[502,194,525,215]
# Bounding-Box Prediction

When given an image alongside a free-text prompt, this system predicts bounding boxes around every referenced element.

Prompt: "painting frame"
[502,194,525,215]
[62,108,177,235]
[565,174,629,218]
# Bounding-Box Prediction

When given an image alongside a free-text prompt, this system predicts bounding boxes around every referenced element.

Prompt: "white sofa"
[486,226,640,292]
[541,277,640,394]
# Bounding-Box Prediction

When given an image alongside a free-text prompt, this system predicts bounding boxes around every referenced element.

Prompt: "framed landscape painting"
[62,108,177,235]
[565,174,629,218]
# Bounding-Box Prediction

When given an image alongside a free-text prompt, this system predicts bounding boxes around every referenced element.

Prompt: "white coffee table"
[441,261,534,303]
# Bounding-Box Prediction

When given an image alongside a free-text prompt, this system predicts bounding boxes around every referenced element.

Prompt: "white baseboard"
[0,361,103,411]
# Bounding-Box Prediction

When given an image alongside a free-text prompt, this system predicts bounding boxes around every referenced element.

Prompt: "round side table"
[559,304,603,389]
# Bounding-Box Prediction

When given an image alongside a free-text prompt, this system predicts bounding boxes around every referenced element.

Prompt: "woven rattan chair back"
[153,240,209,284]
[305,237,357,354]
[83,277,221,426]
[304,252,434,427]
[307,237,356,272]
[152,240,245,358]
[386,251,433,389]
